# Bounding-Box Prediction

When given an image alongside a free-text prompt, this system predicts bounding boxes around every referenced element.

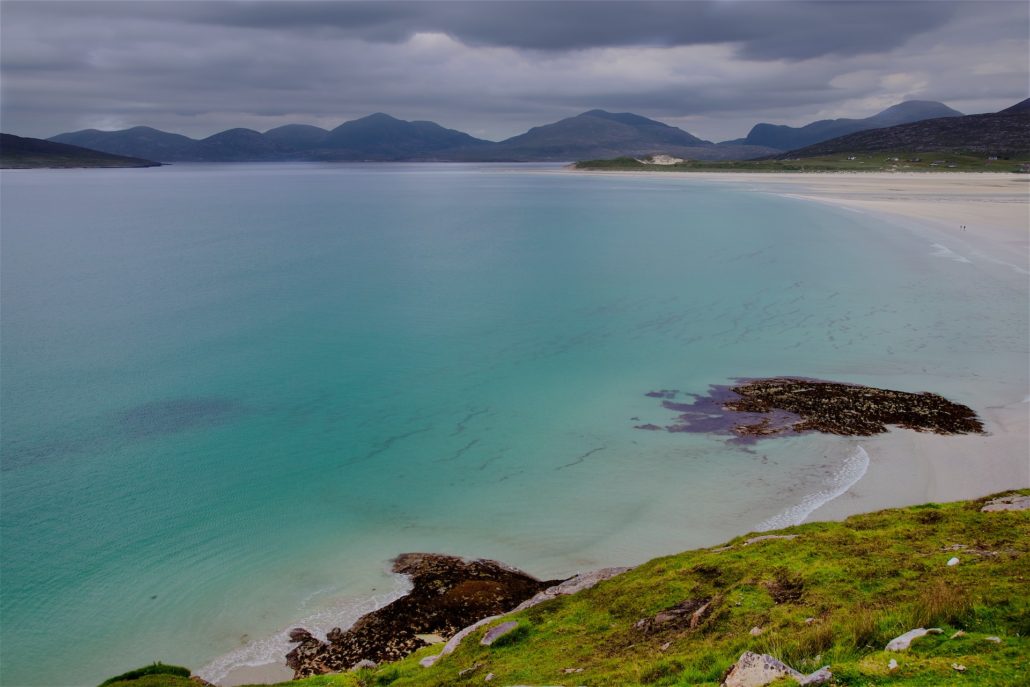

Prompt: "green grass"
[98,662,191,687]
[106,493,1029,687]
[574,152,1030,173]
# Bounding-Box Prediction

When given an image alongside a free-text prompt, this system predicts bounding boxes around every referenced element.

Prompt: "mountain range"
[46,100,971,164]
[46,99,964,164]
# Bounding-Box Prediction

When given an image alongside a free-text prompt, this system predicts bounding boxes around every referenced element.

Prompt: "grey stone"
[798,667,832,685]
[481,620,519,646]
[885,627,943,651]
[349,659,377,671]
[981,494,1030,511]
[513,567,631,611]
[721,651,804,687]
[443,614,503,655]
[721,651,831,687]
[458,663,483,677]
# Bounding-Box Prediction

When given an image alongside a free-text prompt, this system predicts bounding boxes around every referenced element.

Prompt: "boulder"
[721,652,831,687]
[885,627,943,651]
[722,652,803,687]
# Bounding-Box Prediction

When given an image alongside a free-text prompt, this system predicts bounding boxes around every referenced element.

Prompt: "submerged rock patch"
[637,378,984,441]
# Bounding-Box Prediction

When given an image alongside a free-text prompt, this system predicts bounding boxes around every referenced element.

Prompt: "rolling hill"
[779,98,1030,158]
[728,100,963,151]
[0,133,161,168]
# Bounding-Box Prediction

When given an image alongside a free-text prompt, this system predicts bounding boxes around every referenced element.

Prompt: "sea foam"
[930,243,972,263]
[755,445,870,532]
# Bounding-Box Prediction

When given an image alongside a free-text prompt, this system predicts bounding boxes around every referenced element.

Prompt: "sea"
[1,163,1026,686]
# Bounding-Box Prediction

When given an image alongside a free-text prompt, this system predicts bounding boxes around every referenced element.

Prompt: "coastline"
[687,171,1030,524]
[213,171,1029,687]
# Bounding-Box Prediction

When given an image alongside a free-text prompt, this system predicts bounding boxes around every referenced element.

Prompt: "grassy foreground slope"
[106,493,1029,687]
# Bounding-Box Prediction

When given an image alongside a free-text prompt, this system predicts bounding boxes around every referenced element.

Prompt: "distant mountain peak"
[741,99,963,150]
[579,109,675,128]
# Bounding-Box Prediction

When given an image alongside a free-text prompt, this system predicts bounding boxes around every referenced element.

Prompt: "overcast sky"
[2,0,1027,142]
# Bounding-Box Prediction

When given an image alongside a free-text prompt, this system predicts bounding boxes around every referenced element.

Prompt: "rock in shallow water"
[640,377,984,440]
[285,553,559,677]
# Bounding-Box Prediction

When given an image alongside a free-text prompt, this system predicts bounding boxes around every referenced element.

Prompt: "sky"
[1,0,1027,142]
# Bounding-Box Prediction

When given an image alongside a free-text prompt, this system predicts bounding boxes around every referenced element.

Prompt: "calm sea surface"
[1,164,1026,686]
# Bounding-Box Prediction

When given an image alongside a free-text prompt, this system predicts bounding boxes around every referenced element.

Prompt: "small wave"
[755,445,870,532]
[196,574,411,685]
[930,243,971,263]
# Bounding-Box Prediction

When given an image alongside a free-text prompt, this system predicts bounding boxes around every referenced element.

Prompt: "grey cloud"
[79,1,962,60]
[1,1,1026,141]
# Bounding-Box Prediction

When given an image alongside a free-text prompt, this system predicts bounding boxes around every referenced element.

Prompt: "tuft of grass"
[906,579,974,629]
[99,663,191,687]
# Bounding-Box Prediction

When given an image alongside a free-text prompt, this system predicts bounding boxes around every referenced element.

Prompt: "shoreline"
[211,171,1028,686]
[701,172,1030,522]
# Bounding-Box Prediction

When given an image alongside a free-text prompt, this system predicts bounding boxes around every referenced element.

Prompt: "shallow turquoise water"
[1,164,1025,686]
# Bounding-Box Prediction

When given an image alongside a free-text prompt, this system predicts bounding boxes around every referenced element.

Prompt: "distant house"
[846,156,857,160]
[988,155,999,161]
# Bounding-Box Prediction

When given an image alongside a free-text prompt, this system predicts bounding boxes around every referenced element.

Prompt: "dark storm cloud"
[1,1,1027,141]
[20,1,961,59]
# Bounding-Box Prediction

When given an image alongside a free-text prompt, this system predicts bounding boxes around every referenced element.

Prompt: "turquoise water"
[1,164,1025,686]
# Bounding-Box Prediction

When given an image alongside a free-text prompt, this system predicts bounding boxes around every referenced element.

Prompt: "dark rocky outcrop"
[638,377,984,441]
[285,553,561,678]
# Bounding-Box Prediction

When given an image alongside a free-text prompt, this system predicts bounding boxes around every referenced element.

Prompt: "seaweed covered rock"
[640,378,984,440]
[286,553,560,677]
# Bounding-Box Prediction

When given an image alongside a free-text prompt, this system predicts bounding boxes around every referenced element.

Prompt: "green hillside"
[103,492,1029,687]
[574,152,1029,173]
